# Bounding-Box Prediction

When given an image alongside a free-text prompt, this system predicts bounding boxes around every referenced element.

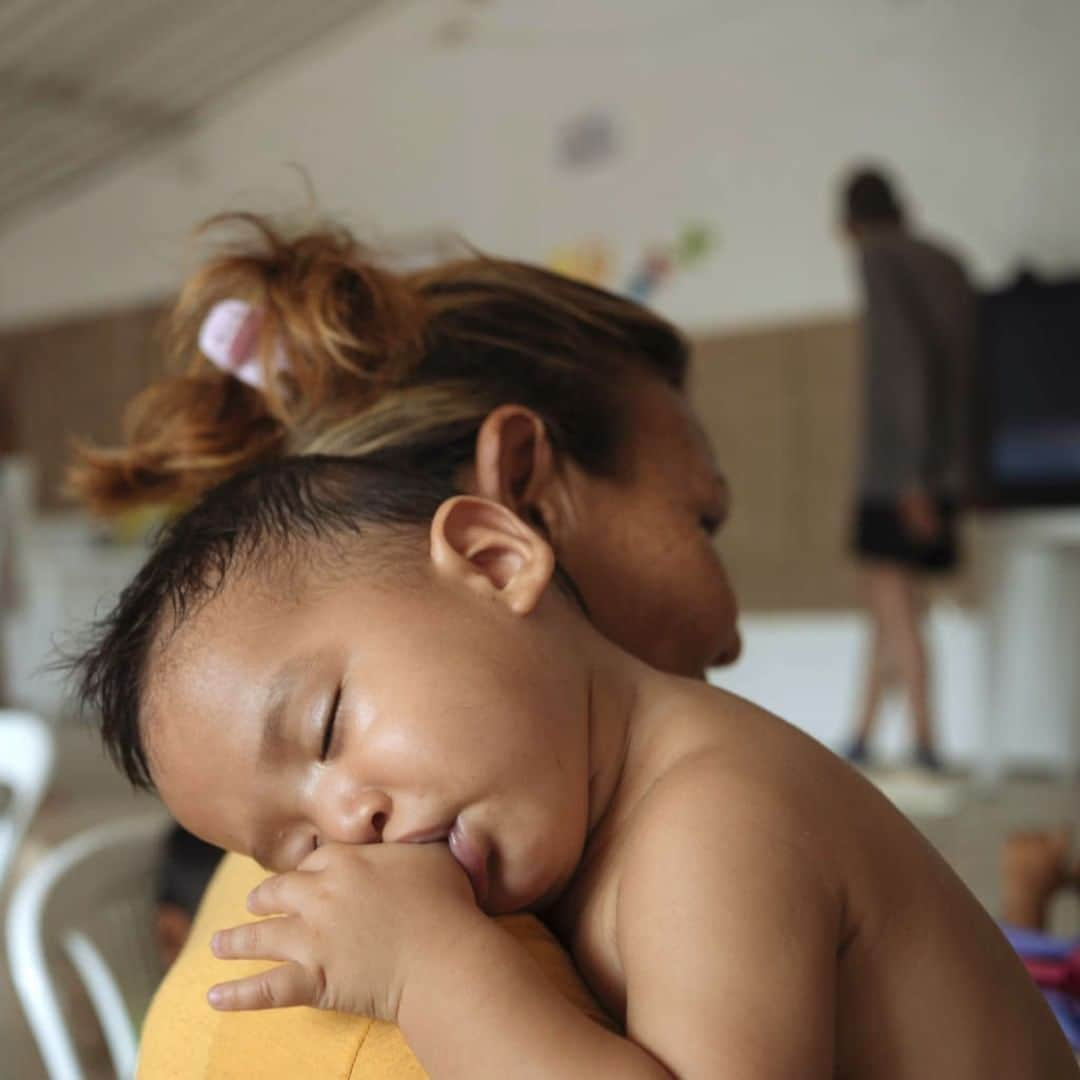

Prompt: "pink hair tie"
[198,300,288,390]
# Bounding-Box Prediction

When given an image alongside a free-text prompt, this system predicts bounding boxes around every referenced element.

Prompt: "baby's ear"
[430,496,554,615]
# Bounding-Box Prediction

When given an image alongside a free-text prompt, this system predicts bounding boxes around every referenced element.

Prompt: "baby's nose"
[321,786,391,846]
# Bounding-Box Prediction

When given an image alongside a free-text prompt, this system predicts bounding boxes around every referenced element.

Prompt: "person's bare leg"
[852,574,892,746]
[846,567,901,763]
[0,644,7,707]
[852,628,887,746]
[1001,828,1072,930]
[871,563,937,762]
[898,573,934,754]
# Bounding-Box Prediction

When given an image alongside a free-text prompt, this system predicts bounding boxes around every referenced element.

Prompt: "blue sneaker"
[913,743,944,773]
[843,737,870,767]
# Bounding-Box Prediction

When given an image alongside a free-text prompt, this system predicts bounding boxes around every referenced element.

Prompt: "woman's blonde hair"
[70,213,688,515]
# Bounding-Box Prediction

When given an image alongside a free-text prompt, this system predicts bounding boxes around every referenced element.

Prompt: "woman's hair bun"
[69,213,429,515]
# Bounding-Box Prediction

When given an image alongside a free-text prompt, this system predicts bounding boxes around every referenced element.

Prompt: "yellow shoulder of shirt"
[137,851,608,1079]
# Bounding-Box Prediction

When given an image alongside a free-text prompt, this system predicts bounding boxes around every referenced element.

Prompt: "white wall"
[712,609,990,767]
[2,517,145,720]
[2,0,1078,332]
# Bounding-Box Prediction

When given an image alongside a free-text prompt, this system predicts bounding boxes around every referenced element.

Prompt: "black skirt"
[852,497,959,573]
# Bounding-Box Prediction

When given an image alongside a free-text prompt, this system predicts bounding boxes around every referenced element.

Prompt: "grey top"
[855,230,976,499]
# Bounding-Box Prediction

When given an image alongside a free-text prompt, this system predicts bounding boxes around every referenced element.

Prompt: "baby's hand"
[208,841,481,1020]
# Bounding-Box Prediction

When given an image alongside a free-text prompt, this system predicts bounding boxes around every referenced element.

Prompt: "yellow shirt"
[138,852,606,1078]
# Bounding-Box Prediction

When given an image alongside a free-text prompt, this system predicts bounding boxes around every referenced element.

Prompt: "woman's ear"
[472,406,560,533]
[430,496,555,616]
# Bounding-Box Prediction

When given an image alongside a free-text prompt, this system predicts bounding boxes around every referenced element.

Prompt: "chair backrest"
[6,815,168,1080]
[0,710,54,892]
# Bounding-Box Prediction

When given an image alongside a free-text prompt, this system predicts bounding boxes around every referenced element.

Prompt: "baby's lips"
[448,821,489,907]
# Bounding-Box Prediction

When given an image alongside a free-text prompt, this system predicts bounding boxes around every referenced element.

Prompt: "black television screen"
[976,272,1080,508]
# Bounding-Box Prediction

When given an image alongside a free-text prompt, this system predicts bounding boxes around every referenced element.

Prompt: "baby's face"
[146,549,593,915]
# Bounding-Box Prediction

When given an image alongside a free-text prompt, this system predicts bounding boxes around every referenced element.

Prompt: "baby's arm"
[209,841,671,1079]
[397,915,671,1078]
[617,758,841,1077]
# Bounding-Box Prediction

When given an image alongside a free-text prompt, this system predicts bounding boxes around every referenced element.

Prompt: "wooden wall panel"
[0,302,973,609]
[692,324,804,607]
[788,318,861,609]
[0,303,168,510]
[692,315,972,611]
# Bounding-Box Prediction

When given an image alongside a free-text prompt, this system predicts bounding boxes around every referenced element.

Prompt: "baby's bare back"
[824,754,1073,1076]
[560,678,1077,1078]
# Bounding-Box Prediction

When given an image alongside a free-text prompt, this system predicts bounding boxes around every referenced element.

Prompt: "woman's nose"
[316,784,392,846]
[712,627,742,668]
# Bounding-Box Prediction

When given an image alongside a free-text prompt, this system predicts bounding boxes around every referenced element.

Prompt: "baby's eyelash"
[319,686,342,761]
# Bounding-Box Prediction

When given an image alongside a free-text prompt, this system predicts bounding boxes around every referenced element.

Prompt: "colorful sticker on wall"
[623,221,718,303]
[545,238,616,289]
[545,221,718,301]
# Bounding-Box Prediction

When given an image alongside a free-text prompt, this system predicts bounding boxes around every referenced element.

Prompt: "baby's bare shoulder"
[617,680,874,910]
[612,735,844,1075]
[636,745,832,850]
[643,680,865,826]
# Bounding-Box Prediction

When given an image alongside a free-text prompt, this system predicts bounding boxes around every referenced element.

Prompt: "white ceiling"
[0,0,387,224]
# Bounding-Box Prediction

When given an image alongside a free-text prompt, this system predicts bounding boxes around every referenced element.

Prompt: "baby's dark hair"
[73,454,453,792]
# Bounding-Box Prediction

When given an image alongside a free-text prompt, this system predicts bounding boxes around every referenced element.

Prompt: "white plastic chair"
[0,709,54,893]
[6,815,168,1080]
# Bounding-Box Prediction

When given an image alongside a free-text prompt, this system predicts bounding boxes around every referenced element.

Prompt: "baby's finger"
[207,963,319,1012]
[211,915,298,961]
[296,842,339,873]
[246,871,312,916]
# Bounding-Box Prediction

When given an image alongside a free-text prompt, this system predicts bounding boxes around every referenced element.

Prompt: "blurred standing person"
[839,166,976,771]
[0,377,18,707]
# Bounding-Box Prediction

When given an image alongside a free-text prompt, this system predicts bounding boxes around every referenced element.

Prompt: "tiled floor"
[1,729,1077,1079]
